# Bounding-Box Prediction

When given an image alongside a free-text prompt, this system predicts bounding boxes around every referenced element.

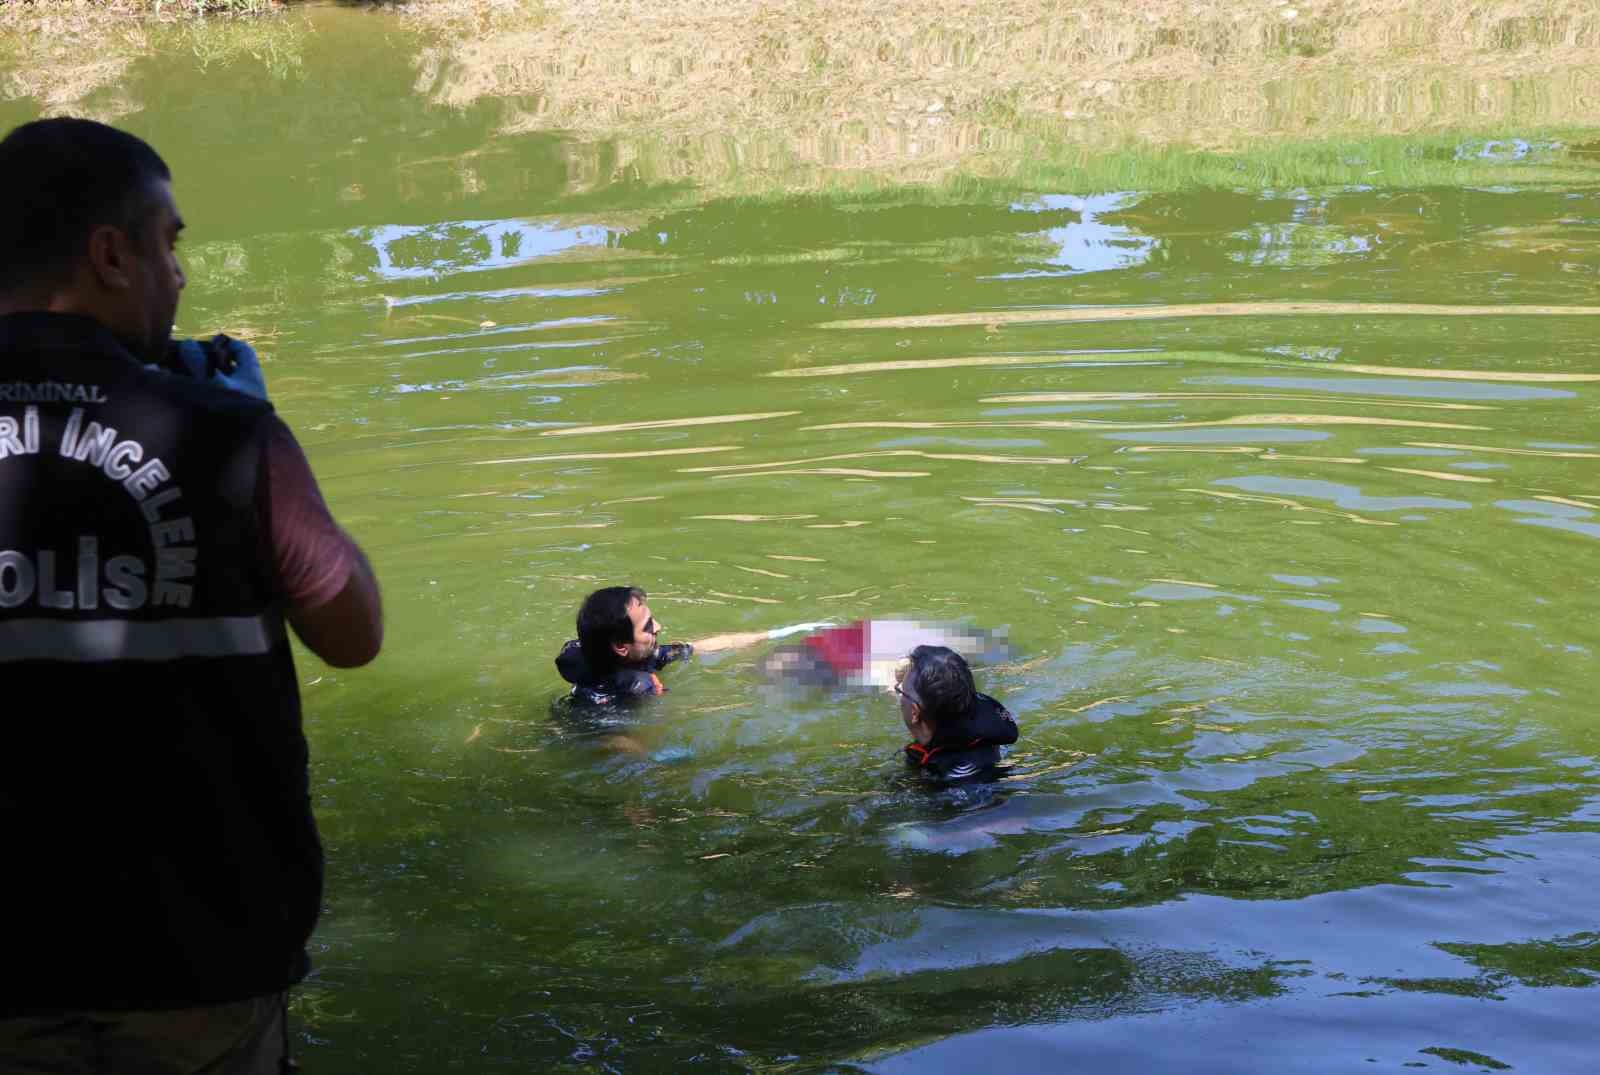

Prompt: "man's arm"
[287,543,382,668]
[688,622,835,654]
[261,417,383,668]
[687,631,768,654]
[162,334,382,665]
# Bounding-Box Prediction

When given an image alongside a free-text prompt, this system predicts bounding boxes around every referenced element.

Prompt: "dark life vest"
[904,693,1019,782]
[0,313,318,1012]
[554,639,693,706]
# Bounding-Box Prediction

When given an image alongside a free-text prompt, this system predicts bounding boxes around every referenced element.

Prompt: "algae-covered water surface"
[6,3,1600,1070]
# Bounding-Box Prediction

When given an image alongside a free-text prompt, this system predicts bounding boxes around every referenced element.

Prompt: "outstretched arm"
[688,631,769,654]
[689,621,835,654]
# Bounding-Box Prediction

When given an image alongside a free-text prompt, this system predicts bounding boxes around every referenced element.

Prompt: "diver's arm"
[690,621,836,654]
[687,631,768,654]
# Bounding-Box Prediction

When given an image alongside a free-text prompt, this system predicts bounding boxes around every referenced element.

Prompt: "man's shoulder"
[556,641,665,698]
[140,362,277,421]
[969,693,1018,743]
[0,313,272,426]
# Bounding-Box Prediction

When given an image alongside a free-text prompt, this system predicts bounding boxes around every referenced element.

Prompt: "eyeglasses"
[640,616,659,636]
[894,682,922,706]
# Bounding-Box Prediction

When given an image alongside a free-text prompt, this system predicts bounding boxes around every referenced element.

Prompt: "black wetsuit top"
[555,640,694,705]
[904,693,1018,782]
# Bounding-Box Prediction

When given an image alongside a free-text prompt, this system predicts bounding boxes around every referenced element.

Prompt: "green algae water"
[8,6,1600,1071]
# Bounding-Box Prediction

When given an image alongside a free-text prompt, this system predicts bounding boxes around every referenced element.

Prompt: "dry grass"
[407,0,1600,182]
[3,0,1598,191]
[0,0,301,119]
[0,2,154,119]
[0,0,279,16]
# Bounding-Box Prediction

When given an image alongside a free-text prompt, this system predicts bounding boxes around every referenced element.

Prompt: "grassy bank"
[0,0,279,17]
[2,0,1599,196]
[411,2,1600,140]
[0,0,304,120]
[400,0,1600,192]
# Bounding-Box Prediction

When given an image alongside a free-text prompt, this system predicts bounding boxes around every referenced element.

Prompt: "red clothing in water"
[803,621,867,676]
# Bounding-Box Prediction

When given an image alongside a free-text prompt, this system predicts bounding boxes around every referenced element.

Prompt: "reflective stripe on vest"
[0,614,279,662]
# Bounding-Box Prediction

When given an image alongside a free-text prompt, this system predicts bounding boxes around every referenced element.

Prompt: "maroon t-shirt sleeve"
[256,415,359,611]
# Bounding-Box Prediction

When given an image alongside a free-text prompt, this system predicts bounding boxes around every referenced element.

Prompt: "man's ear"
[85,224,135,291]
[612,639,631,658]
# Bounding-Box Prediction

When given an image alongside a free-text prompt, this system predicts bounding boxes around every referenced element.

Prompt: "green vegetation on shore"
[1000,128,1600,196]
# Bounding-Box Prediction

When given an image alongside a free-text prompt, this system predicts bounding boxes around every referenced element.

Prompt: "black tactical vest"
[0,313,320,1011]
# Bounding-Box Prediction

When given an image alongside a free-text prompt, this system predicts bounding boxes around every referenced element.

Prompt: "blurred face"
[612,598,661,664]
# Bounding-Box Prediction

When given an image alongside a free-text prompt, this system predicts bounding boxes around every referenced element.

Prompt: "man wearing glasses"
[896,645,1018,782]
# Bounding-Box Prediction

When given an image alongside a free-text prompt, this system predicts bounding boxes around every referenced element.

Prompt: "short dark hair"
[906,645,975,727]
[0,118,172,293]
[577,585,646,672]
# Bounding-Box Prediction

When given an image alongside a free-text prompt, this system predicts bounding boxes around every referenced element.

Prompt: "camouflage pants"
[0,993,285,1075]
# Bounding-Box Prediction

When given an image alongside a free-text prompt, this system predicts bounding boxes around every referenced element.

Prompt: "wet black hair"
[0,117,171,293]
[577,585,647,672]
[906,645,976,727]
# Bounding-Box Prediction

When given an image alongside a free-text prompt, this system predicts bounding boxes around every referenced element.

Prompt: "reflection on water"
[1199,376,1573,402]
[404,0,1600,187]
[768,352,1167,378]
[356,218,617,281]
[819,302,1600,331]
[989,193,1157,279]
[468,445,741,466]
[1215,476,1473,513]
[1378,466,1495,484]
[539,411,800,437]
[1408,440,1600,458]
[7,6,1600,1073]
[1498,498,1600,539]
[685,449,1083,473]
[811,414,1486,433]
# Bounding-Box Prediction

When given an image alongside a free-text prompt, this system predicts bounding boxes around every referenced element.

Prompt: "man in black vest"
[895,645,1018,783]
[0,119,383,1073]
[555,584,829,706]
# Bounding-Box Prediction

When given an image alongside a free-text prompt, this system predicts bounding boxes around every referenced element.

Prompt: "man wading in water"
[0,118,383,1075]
[894,645,1018,783]
[556,585,828,705]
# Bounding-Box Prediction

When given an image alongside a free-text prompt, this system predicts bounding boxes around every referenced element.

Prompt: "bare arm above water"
[689,621,835,654]
[289,544,383,668]
[260,417,384,668]
[688,631,769,653]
